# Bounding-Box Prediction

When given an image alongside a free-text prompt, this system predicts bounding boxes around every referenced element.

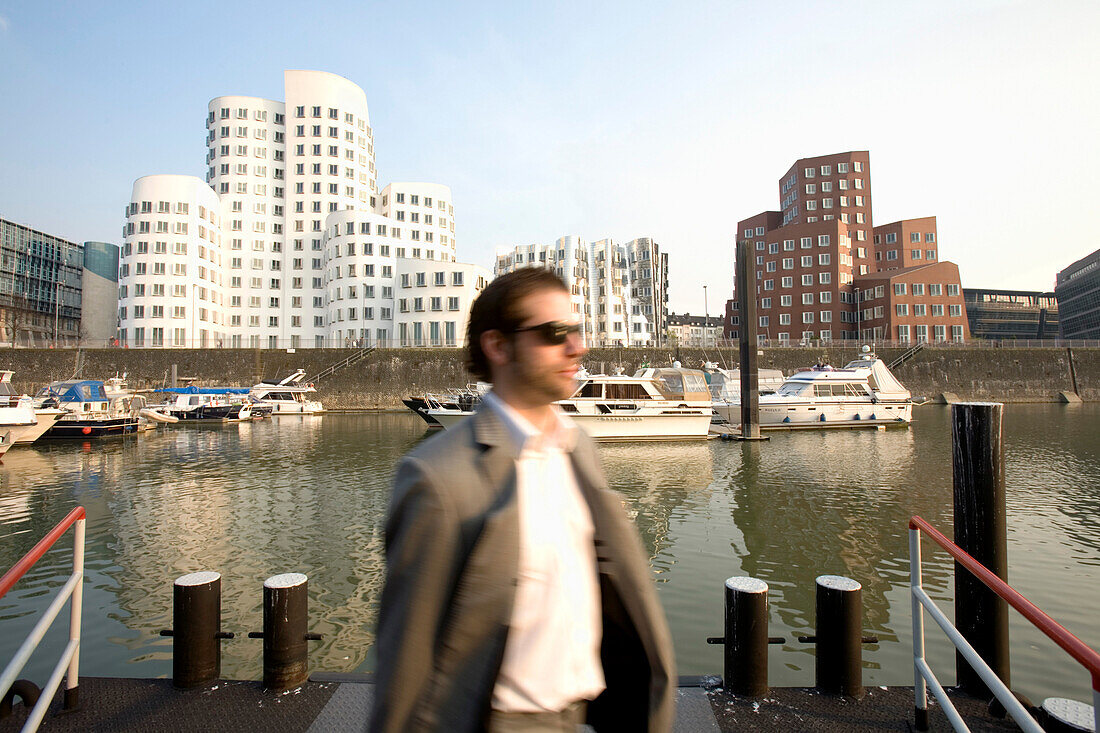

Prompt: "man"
[371,268,675,732]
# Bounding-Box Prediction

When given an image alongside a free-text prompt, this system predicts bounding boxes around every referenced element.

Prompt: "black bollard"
[951,402,1009,697]
[723,577,770,696]
[167,571,225,689]
[814,575,864,698]
[259,573,311,691]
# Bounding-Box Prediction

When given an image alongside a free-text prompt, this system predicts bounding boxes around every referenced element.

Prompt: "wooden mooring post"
[735,239,767,441]
[951,402,1010,697]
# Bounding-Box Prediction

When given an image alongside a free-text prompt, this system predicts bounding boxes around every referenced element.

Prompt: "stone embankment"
[3,345,1097,410]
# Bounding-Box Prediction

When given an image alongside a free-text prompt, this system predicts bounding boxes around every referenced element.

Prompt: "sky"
[1,0,1097,314]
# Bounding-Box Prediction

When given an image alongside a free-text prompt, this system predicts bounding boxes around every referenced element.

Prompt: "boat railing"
[0,506,86,731]
[908,515,1099,732]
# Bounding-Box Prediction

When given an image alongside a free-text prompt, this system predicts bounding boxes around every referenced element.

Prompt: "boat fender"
[819,413,826,422]
[869,414,877,421]
[782,416,791,423]
[853,414,861,420]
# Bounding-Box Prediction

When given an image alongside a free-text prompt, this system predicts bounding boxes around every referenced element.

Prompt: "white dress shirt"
[481,391,606,713]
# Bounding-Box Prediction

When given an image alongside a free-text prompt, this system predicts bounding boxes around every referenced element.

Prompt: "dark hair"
[465,268,569,380]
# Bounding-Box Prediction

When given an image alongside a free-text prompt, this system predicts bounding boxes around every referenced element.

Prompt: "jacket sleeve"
[369,456,460,733]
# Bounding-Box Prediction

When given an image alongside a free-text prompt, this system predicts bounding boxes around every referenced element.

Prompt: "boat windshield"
[651,369,710,400]
[776,382,813,397]
[705,371,730,400]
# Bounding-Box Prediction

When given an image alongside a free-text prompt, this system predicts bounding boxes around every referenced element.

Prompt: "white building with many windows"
[494,235,668,346]
[117,70,487,348]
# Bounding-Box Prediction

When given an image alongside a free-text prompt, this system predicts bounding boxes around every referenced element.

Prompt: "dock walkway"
[0,676,1022,731]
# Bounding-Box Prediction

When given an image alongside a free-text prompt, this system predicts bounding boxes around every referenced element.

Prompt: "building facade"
[666,312,721,347]
[850,262,969,343]
[727,152,967,344]
[118,70,486,348]
[81,242,120,345]
[963,288,1059,340]
[873,217,939,270]
[0,218,86,346]
[494,235,668,346]
[1055,248,1100,339]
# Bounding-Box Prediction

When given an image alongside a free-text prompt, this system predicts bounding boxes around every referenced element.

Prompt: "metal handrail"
[0,506,86,731]
[908,515,1099,732]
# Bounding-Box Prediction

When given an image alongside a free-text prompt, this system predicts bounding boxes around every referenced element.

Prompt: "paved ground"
[0,676,1028,731]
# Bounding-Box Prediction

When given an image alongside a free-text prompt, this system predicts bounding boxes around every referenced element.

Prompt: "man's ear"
[481,329,512,368]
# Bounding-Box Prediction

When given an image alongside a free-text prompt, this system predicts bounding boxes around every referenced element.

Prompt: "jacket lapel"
[472,407,519,501]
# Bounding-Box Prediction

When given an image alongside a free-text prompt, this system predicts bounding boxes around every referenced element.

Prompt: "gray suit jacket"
[369,406,676,733]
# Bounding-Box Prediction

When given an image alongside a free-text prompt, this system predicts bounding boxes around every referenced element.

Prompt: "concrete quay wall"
[2,346,1097,409]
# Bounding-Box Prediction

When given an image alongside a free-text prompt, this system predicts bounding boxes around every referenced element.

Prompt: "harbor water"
[1,405,1097,705]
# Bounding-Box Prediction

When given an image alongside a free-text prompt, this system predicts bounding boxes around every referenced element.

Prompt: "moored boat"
[736,347,912,429]
[153,387,253,422]
[0,371,65,444]
[35,380,142,438]
[428,367,713,442]
[250,370,323,415]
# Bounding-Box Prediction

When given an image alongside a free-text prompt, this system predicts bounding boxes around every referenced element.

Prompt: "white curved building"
[376,182,457,262]
[117,70,483,348]
[323,209,488,346]
[494,235,665,347]
[119,175,223,347]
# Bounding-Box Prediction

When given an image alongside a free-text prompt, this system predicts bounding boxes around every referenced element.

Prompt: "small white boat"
[250,370,323,415]
[0,371,66,445]
[749,347,913,429]
[139,406,179,424]
[429,367,714,442]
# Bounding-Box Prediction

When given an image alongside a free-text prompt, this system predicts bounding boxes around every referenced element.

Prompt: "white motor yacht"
[705,362,786,424]
[753,347,912,429]
[250,369,323,415]
[557,367,714,441]
[429,367,714,441]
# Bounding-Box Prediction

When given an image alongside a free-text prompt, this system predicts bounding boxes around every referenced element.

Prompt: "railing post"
[910,527,929,731]
[952,402,1010,697]
[64,517,85,710]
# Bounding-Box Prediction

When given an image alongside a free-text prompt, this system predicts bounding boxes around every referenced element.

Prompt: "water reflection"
[0,408,1097,703]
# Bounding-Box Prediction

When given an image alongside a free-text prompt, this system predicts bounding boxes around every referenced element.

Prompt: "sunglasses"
[511,320,583,345]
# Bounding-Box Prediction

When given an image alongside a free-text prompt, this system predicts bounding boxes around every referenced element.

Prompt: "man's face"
[503,288,586,405]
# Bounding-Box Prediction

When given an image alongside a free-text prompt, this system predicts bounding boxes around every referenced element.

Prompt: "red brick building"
[725,151,968,344]
[873,216,939,270]
[851,262,969,343]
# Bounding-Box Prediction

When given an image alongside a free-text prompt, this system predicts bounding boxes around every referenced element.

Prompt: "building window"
[896,304,909,316]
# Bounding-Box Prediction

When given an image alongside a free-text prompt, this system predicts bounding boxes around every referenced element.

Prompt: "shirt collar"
[482,391,577,454]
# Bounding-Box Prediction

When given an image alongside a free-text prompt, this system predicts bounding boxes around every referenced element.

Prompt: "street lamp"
[54,280,61,348]
[703,284,709,349]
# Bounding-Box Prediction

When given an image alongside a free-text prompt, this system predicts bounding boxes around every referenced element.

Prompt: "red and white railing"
[0,506,86,731]
[909,515,1099,732]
